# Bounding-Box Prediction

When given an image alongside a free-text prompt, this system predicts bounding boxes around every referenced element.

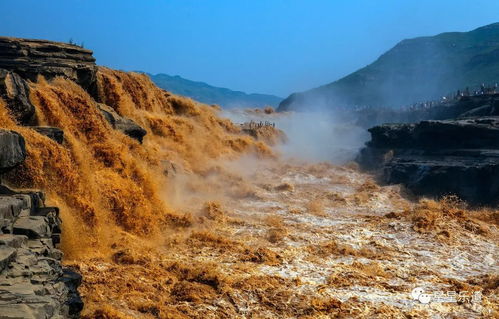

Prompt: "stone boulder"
[0,196,24,233]
[357,117,499,205]
[0,130,26,173]
[0,37,97,97]
[0,69,36,124]
[30,126,64,144]
[96,103,147,143]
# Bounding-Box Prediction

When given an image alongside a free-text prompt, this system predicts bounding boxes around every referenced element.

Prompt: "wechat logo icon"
[411,287,432,304]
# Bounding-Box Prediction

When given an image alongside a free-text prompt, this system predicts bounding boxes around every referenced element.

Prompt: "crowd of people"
[348,83,499,114]
[402,83,499,112]
[241,120,276,129]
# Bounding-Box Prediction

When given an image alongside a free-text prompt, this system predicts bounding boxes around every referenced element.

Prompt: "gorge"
[0,36,497,319]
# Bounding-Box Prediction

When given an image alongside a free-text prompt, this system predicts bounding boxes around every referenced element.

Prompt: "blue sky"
[1,0,499,96]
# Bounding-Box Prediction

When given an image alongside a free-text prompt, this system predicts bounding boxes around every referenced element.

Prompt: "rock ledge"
[357,117,499,204]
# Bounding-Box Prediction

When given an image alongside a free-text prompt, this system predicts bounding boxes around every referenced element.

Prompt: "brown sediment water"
[0,69,497,318]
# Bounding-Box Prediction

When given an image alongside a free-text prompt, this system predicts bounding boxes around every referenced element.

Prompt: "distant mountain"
[148,73,282,109]
[279,22,499,111]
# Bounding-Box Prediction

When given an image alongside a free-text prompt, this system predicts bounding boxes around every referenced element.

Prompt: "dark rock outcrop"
[0,37,97,97]
[59,269,84,316]
[0,69,36,124]
[357,117,499,205]
[31,126,64,144]
[96,103,147,143]
[0,130,26,173]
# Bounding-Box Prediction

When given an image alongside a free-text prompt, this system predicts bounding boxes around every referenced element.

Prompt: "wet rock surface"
[0,129,82,318]
[0,69,36,125]
[357,117,499,204]
[0,130,26,174]
[30,127,64,144]
[96,103,147,143]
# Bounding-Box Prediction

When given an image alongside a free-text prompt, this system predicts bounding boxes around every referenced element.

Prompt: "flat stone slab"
[0,196,24,221]
[0,234,27,248]
[0,246,16,272]
[0,304,37,319]
[13,217,49,239]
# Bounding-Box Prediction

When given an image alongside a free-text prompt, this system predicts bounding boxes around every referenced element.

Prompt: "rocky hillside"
[149,73,282,109]
[279,22,499,111]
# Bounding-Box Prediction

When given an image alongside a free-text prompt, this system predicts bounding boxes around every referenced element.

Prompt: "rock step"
[0,234,27,248]
[13,216,51,239]
[0,246,16,271]
[0,189,81,318]
[0,117,82,317]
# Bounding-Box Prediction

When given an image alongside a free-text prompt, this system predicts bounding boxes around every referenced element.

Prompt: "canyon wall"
[357,117,499,204]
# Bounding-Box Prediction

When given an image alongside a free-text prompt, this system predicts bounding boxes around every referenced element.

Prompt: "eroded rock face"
[0,37,148,145]
[357,117,499,204]
[0,69,36,124]
[96,103,147,143]
[0,130,26,173]
[0,37,97,96]
[0,188,83,318]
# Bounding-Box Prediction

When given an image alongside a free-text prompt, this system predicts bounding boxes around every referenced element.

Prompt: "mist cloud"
[223,107,369,164]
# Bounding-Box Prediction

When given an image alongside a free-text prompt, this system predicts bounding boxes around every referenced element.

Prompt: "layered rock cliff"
[0,130,82,318]
[357,117,499,204]
[0,36,97,125]
[0,37,97,96]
